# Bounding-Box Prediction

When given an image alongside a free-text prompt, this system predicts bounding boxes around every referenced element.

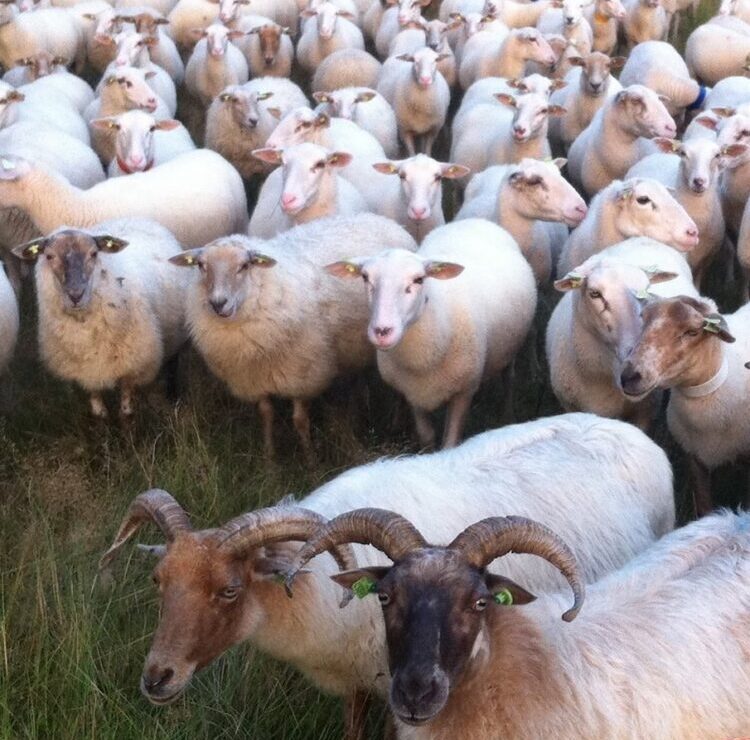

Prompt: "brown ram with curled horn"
[285,507,584,730]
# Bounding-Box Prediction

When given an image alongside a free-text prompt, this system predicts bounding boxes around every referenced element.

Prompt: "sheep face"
[552,0,589,28]
[654,138,727,195]
[513,29,558,69]
[13,230,128,311]
[397,0,424,27]
[113,31,153,68]
[313,88,376,121]
[103,68,159,113]
[596,0,626,18]
[620,296,735,397]
[14,50,67,79]
[326,250,463,350]
[219,87,274,130]
[305,2,352,40]
[0,84,25,126]
[398,47,445,89]
[611,179,699,251]
[265,107,329,149]
[495,91,566,142]
[249,23,289,66]
[0,3,16,25]
[615,85,676,139]
[217,0,247,25]
[198,23,244,58]
[169,243,276,319]
[569,51,624,96]
[424,20,448,51]
[712,110,750,166]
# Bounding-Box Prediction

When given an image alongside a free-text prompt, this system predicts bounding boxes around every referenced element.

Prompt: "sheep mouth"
[621,384,655,400]
[395,711,436,726]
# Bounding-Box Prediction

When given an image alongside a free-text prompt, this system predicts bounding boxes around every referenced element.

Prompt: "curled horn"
[99,489,191,570]
[285,508,428,588]
[449,516,585,622]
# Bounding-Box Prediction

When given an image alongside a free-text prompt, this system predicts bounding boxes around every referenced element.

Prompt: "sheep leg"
[164,352,180,402]
[689,456,713,518]
[343,690,370,740]
[90,393,108,419]
[412,405,436,449]
[119,381,136,420]
[292,399,314,461]
[422,130,437,157]
[258,397,275,458]
[402,131,417,157]
[441,391,473,448]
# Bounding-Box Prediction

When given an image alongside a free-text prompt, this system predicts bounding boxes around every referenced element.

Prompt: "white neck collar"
[676,356,729,398]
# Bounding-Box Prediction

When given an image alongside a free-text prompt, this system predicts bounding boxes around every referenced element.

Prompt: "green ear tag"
[567,271,583,288]
[351,577,377,599]
[494,588,513,606]
[634,288,653,301]
[703,317,721,334]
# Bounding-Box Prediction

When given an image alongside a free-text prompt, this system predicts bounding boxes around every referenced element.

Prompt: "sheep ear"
[325,259,366,278]
[506,78,526,90]
[440,163,470,179]
[355,91,376,103]
[554,271,585,291]
[549,79,567,91]
[424,261,464,280]
[641,266,678,284]
[227,29,245,40]
[653,137,679,153]
[330,567,392,596]
[188,27,207,40]
[12,236,48,261]
[711,106,735,118]
[155,119,181,131]
[485,574,537,606]
[94,236,129,253]
[90,117,120,130]
[252,147,283,164]
[326,151,352,168]
[336,9,354,18]
[494,92,516,108]
[552,157,567,170]
[721,143,747,159]
[300,7,317,16]
[609,55,627,70]
[266,106,282,119]
[169,249,204,267]
[313,91,333,103]
[0,157,24,180]
[144,70,157,79]
[694,114,718,131]
[395,53,415,62]
[435,52,452,62]
[546,104,567,117]
[372,162,399,175]
[248,251,276,268]
[6,90,24,103]
[567,55,585,68]
[702,313,735,343]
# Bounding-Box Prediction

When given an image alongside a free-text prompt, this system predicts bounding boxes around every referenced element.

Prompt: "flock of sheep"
[2,0,750,735]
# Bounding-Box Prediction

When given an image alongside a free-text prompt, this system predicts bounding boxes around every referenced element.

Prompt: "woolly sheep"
[0,262,17,374]
[375,0,427,57]
[536,0,594,56]
[557,178,699,276]
[297,3,364,74]
[456,158,587,284]
[204,78,308,179]
[313,87,399,157]
[733,194,750,297]
[214,0,298,33]
[166,0,219,53]
[583,0,625,54]
[311,49,382,93]
[248,145,367,237]
[622,0,667,49]
[102,412,674,738]
[685,15,750,85]
[184,23,248,107]
[81,6,122,73]
[622,296,750,515]
[548,51,624,153]
[0,150,248,249]
[233,16,294,78]
[170,214,416,456]
[328,219,537,447]
[12,219,188,419]
[377,47,450,156]
[116,11,185,83]
[567,85,677,197]
[548,238,698,429]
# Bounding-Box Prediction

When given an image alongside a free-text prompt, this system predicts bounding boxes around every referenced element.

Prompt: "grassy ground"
[0,1,737,738]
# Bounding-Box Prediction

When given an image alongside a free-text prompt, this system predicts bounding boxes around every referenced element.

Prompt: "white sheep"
[374,0,427,57]
[536,0,594,56]
[169,214,416,456]
[248,144,367,237]
[328,219,537,448]
[0,262,18,373]
[733,193,750,298]
[214,0,298,33]
[311,48,382,93]
[166,0,219,53]
[81,6,122,73]
[91,111,195,176]
[0,150,248,249]
[115,10,185,84]
[548,51,624,153]
[184,23,248,107]
[102,412,674,739]
[204,78,308,180]
[233,17,294,78]
[622,0,667,49]
[622,295,750,515]
[377,47,450,156]
[458,27,556,90]
[557,177,699,276]
[456,158,587,284]
[626,137,731,288]
[583,0,625,54]
[297,2,363,74]
[12,219,188,419]
[567,84,677,197]
[547,238,698,429]
[313,87,399,158]
[685,15,750,85]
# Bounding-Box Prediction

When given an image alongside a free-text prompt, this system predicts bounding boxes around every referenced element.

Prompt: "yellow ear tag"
[345,263,358,274]
[27,243,40,256]
[184,255,195,265]
[105,239,114,249]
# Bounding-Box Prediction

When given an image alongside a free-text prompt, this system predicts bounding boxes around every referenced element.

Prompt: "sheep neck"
[497,37,529,79]
[590,192,623,250]
[496,182,535,255]
[673,339,727,395]
[292,171,339,225]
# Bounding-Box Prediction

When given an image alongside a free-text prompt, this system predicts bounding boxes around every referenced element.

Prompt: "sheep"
[622,295,750,515]
[548,51,624,153]
[169,214,416,456]
[557,178,699,276]
[458,27,556,90]
[0,4,84,72]
[626,137,734,288]
[487,0,554,29]
[702,75,750,112]
[449,11,502,64]
[115,11,185,84]
[248,145,368,238]
[12,220,188,419]
[313,87,399,158]
[370,155,470,243]
[166,0,219,53]
[420,19,458,87]
[377,47,450,156]
[0,150,248,249]
[720,0,750,23]
[213,0,298,34]
[184,23,248,107]
[734,193,750,299]
[567,85,677,198]
[115,0,178,20]
[100,412,675,739]
[451,90,566,173]
[456,158,587,284]
[622,0,667,50]
[297,3,363,74]
[288,507,750,740]
[233,17,293,78]
[0,80,89,144]
[685,16,750,85]
[204,78,308,180]
[536,0,594,56]
[81,6,122,74]
[583,0,625,54]
[619,41,707,119]
[327,219,537,447]
[547,238,698,430]
[2,49,67,86]
[311,48,382,93]
[0,261,18,374]
[375,0,427,57]
[91,111,195,176]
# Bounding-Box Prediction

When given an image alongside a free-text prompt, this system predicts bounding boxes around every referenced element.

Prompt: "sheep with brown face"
[620,295,750,515]
[288,507,750,739]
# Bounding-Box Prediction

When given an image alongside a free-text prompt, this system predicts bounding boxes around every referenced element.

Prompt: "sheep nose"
[246,117,258,128]
[130,154,144,166]
[142,667,174,694]
[574,204,587,217]
[281,193,298,209]
[373,326,393,338]
[692,177,706,191]
[264,56,274,64]
[686,226,699,239]
[67,288,85,305]
[620,364,642,393]
[210,297,228,313]
[411,206,428,220]
[513,125,526,138]
[590,81,601,91]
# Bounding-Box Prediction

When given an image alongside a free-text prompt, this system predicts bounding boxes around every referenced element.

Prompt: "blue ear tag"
[351,577,377,599]
[494,588,513,606]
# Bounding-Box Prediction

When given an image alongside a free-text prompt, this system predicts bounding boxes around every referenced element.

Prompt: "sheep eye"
[125,80,133,88]
[361,272,369,283]
[238,262,250,272]
[636,195,650,205]
[588,289,602,299]
[413,276,424,285]
[377,592,390,605]
[399,172,406,180]
[742,130,750,137]
[219,587,239,601]
[473,597,488,612]
[149,125,156,132]
[685,328,700,337]
[46,253,54,261]
[312,160,325,171]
